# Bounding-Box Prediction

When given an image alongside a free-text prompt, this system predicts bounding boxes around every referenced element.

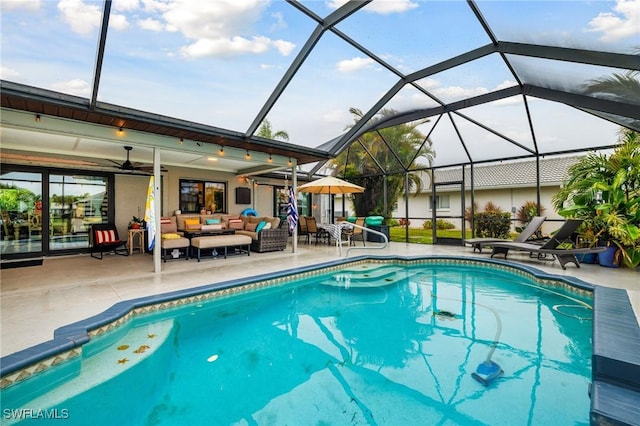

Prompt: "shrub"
[387,218,400,227]
[517,201,545,224]
[422,219,455,230]
[474,212,511,238]
[483,201,503,214]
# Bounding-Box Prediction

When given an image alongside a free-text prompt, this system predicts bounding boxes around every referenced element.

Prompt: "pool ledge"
[590,285,640,425]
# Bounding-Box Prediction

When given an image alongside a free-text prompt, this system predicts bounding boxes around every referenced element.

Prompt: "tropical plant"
[256,119,289,141]
[330,107,435,219]
[517,200,546,224]
[552,129,640,267]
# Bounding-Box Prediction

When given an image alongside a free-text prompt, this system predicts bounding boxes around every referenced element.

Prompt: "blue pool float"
[241,208,258,217]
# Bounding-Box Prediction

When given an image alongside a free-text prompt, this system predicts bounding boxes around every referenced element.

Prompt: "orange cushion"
[184,219,200,230]
[245,222,258,232]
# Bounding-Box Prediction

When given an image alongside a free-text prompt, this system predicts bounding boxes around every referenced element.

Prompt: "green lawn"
[388,226,473,244]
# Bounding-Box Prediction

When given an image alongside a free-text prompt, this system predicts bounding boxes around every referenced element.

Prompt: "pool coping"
[1,255,638,424]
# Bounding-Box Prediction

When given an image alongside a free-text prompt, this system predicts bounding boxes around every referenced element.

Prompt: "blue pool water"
[1,260,593,425]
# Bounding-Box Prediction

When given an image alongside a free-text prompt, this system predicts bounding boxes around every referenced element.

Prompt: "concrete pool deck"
[1,241,639,424]
[1,241,638,359]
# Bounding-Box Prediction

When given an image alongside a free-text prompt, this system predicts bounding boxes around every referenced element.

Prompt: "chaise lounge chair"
[465,216,547,253]
[488,219,606,269]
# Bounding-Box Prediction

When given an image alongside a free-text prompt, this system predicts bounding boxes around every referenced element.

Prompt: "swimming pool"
[1,257,598,425]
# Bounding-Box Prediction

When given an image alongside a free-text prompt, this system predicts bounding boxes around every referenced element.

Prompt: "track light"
[268,154,273,163]
[218,146,224,156]
[288,157,293,166]
[179,138,184,145]
[35,115,41,123]
[245,150,251,160]
[117,127,124,136]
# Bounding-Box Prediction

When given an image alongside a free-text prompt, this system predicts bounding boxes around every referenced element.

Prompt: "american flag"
[287,186,298,233]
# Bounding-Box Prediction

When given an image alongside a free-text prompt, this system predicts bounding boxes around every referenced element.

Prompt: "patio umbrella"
[144,175,156,251]
[297,176,364,223]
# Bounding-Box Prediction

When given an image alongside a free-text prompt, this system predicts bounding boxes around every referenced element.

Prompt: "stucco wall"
[392,185,564,235]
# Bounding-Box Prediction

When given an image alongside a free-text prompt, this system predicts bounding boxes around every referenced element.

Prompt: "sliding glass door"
[1,166,114,259]
[0,170,43,257]
[49,174,109,252]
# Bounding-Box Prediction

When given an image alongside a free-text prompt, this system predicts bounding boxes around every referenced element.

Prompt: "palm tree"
[256,119,289,141]
[331,107,435,218]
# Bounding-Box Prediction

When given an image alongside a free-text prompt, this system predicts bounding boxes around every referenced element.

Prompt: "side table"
[128,228,145,255]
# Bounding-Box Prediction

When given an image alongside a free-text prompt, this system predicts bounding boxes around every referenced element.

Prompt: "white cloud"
[327,0,418,14]
[51,78,91,96]
[0,66,21,80]
[158,0,296,58]
[272,39,296,56]
[57,0,101,35]
[181,36,272,58]
[270,12,287,32]
[1,0,40,12]
[113,0,140,12]
[337,57,375,72]
[109,13,130,31]
[587,0,640,42]
[138,17,163,32]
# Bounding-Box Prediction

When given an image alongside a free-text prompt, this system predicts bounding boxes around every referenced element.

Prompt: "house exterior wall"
[392,185,563,235]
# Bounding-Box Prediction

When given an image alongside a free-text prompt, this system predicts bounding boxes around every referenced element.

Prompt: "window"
[179,179,227,213]
[429,195,450,210]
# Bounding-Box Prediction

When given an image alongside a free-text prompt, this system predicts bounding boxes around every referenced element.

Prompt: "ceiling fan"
[108,146,165,173]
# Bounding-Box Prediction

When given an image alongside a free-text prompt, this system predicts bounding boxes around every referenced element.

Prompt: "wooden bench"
[191,235,251,261]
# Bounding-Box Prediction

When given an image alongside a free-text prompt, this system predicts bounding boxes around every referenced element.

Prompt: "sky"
[1,0,638,167]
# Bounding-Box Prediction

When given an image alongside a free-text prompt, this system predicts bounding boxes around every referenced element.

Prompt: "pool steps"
[1,319,174,422]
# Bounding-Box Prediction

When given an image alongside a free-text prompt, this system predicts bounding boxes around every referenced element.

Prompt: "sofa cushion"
[236,230,258,240]
[162,233,182,239]
[228,219,244,230]
[201,224,223,231]
[263,222,272,230]
[184,219,201,230]
[206,218,221,225]
[160,216,178,233]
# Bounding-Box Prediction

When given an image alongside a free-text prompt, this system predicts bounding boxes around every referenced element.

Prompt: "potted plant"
[553,130,640,268]
[128,216,146,230]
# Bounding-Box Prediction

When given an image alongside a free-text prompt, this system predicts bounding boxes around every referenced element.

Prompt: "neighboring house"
[392,156,582,235]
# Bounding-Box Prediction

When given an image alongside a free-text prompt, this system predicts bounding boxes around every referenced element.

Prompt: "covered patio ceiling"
[0,0,638,176]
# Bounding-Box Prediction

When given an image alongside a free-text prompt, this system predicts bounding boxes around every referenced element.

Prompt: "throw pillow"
[255,221,267,233]
[245,222,259,232]
[263,222,272,230]
[184,219,200,230]
[228,219,244,230]
[206,218,221,225]
[161,233,181,239]
[201,224,222,231]
[95,230,117,244]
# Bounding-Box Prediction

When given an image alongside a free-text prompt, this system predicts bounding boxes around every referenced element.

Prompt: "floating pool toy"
[240,208,257,216]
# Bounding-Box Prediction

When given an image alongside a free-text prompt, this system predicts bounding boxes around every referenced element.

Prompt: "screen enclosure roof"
[0,0,638,175]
